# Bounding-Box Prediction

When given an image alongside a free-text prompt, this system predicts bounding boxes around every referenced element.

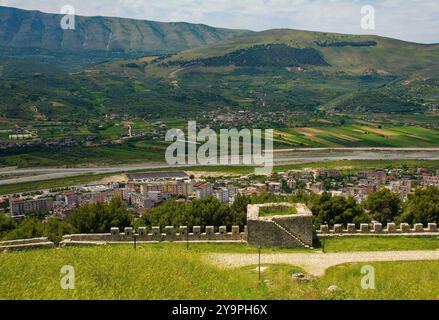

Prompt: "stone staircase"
[271,220,310,248]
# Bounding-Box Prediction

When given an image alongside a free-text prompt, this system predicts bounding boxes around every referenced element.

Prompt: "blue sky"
[1,0,438,44]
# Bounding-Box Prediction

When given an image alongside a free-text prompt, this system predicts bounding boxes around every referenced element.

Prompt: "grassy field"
[1,239,439,300]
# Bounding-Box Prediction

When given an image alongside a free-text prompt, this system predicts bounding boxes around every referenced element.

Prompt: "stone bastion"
[247,203,314,249]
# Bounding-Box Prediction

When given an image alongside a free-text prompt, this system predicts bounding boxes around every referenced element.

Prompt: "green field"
[2,238,439,300]
[276,126,439,148]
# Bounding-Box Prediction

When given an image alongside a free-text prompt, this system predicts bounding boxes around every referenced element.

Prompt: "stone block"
[334,224,343,234]
[124,227,134,237]
[152,226,161,241]
[219,226,227,235]
[373,223,383,232]
[165,226,175,240]
[180,226,188,237]
[193,226,201,239]
[138,227,147,237]
[414,223,424,233]
[400,223,410,233]
[232,226,240,240]
[110,227,120,237]
[428,223,438,232]
[206,226,214,239]
[360,224,369,233]
[387,223,396,233]
[347,224,356,233]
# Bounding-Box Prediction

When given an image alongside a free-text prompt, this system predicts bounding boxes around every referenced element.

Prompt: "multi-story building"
[194,183,213,199]
[63,192,78,206]
[214,188,229,204]
[130,193,154,209]
[421,174,439,187]
[140,180,193,197]
[10,198,54,217]
[147,191,163,203]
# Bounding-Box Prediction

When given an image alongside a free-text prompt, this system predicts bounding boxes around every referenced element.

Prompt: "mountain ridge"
[0,6,252,56]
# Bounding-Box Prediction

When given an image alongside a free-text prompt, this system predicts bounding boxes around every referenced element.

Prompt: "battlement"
[63,226,247,244]
[317,223,439,237]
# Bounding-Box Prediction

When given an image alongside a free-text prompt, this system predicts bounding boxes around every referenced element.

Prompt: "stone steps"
[271,220,309,248]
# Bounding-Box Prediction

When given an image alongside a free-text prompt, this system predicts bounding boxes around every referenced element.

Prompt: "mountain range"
[0,6,251,58]
[0,6,439,121]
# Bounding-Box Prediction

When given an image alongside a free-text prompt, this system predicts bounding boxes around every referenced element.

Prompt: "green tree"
[68,197,132,233]
[311,192,370,228]
[45,218,74,244]
[0,214,16,238]
[2,218,45,241]
[363,189,402,224]
[398,187,439,225]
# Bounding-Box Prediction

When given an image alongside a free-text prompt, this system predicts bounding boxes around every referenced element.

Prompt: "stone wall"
[247,203,314,248]
[62,226,247,244]
[0,237,55,252]
[317,223,439,237]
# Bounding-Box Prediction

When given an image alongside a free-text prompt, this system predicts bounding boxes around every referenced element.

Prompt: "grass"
[321,236,439,253]
[2,243,439,300]
[259,205,297,217]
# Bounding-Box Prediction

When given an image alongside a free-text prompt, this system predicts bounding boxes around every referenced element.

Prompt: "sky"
[1,0,438,44]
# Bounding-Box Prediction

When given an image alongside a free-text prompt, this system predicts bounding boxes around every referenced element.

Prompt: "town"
[2,166,438,220]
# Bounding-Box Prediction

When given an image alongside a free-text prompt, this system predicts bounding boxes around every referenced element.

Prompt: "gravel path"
[208,250,439,276]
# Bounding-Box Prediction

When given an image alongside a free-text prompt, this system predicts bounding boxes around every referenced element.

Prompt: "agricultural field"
[275,125,439,148]
[2,237,439,300]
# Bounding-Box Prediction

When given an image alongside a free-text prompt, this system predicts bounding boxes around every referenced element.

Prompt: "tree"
[311,192,370,228]
[46,218,74,244]
[230,193,251,227]
[398,187,439,225]
[2,218,45,241]
[68,197,132,233]
[363,189,402,224]
[0,214,16,238]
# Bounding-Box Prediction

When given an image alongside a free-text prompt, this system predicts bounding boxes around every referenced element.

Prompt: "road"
[208,250,439,276]
[1,148,439,186]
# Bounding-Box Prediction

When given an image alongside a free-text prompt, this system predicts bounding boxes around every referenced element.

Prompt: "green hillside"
[2,244,439,300]
[169,29,439,75]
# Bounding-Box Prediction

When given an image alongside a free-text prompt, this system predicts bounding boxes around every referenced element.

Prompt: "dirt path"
[208,250,439,276]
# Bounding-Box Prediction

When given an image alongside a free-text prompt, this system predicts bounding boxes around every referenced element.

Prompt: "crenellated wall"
[317,223,439,237]
[63,226,247,244]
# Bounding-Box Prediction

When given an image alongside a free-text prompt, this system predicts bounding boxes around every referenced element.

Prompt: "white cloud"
[1,0,438,43]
